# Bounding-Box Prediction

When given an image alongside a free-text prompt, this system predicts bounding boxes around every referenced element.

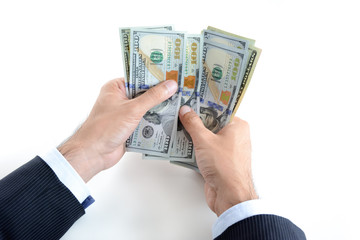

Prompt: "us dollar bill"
[169,34,203,162]
[207,26,256,46]
[231,45,261,118]
[145,35,203,162]
[119,26,173,98]
[126,30,185,157]
[129,29,185,98]
[206,27,262,119]
[179,34,203,115]
[143,35,203,162]
[199,40,247,133]
[203,30,249,51]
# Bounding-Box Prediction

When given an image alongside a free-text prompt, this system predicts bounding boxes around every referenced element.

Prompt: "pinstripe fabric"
[0,156,85,240]
[215,214,306,240]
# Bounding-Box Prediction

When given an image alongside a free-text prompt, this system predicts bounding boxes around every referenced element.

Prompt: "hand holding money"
[58,78,178,182]
[119,26,261,170]
[179,105,258,216]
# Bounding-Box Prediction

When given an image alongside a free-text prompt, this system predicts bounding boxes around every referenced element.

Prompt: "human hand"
[179,106,258,216]
[58,78,178,182]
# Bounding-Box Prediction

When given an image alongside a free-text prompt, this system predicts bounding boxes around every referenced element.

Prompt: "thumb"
[179,105,213,143]
[133,80,178,113]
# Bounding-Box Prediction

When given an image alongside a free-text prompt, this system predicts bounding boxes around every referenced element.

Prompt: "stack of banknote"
[119,26,261,172]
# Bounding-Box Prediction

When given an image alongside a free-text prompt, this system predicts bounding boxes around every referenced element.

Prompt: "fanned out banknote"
[125,29,186,157]
[119,26,261,171]
[171,40,248,170]
[119,26,173,97]
[170,28,262,171]
[198,40,248,133]
[206,26,262,120]
[144,34,203,162]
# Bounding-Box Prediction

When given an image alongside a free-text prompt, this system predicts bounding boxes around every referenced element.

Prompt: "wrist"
[215,181,258,216]
[58,139,102,183]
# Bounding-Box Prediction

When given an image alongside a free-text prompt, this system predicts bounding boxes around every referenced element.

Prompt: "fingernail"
[164,80,178,94]
[180,105,191,116]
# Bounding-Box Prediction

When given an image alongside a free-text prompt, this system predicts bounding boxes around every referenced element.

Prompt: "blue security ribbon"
[207,101,223,111]
[226,109,232,115]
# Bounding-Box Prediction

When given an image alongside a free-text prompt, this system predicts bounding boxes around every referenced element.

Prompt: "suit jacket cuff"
[213,199,275,239]
[40,148,93,207]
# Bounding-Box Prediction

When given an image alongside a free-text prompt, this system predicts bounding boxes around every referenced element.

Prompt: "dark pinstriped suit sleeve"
[216,214,306,240]
[0,156,85,240]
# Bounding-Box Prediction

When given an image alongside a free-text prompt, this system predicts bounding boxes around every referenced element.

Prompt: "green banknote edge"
[206,26,262,119]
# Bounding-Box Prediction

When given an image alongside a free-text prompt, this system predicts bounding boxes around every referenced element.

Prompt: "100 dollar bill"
[126,30,185,157]
[199,40,247,133]
[169,39,248,165]
[144,34,203,162]
[206,26,262,119]
[119,26,173,97]
[143,34,203,162]
[169,34,203,162]
[231,45,261,118]
[203,30,249,51]
[129,29,185,97]
[207,26,256,46]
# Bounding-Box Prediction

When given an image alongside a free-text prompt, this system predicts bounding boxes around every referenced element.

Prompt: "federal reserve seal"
[142,126,154,139]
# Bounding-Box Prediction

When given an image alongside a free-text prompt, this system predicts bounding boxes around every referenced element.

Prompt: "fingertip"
[232,117,249,127]
[163,80,178,95]
[231,116,241,123]
[115,77,125,81]
[179,105,192,117]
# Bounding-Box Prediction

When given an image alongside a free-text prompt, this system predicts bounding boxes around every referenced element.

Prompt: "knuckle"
[128,100,146,116]
[233,117,249,129]
[147,85,166,101]
[241,119,249,128]
[100,83,108,92]
[101,79,117,92]
[184,113,199,126]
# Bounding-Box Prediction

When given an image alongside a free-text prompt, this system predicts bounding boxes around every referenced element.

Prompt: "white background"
[0,0,359,239]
